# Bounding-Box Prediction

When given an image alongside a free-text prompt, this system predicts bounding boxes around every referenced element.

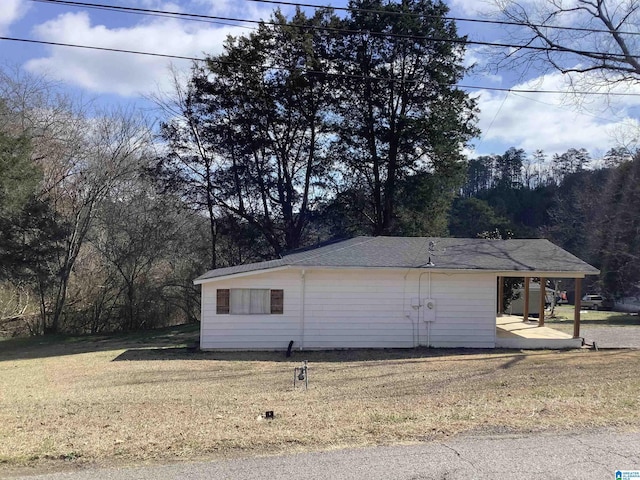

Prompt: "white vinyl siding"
[201,270,301,350]
[200,268,497,350]
[426,273,496,348]
[303,270,413,349]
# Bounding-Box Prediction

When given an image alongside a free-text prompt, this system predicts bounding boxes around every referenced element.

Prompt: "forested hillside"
[1,0,638,336]
[454,147,640,298]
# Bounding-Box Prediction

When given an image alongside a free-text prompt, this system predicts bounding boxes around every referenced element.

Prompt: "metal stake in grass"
[294,360,308,390]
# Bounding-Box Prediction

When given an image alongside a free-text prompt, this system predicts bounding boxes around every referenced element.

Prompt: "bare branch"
[491,0,640,92]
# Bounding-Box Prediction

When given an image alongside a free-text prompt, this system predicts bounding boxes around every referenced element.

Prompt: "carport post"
[538,277,545,327]
[498,276,504,314]
[523,277,529,322]
[573,278,582,338]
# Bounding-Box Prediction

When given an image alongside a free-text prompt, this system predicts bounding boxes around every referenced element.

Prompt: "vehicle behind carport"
[582,294,605,310]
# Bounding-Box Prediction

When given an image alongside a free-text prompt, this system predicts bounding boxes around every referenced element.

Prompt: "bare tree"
[89,180,197,331]
[150,67,223,268]
[493,0,640,88]
[43,107,152,332]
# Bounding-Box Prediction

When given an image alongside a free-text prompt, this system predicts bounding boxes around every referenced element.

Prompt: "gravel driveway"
[581,325,640,348]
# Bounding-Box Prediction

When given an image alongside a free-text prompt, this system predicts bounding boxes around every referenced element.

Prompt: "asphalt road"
[8,430,640,480]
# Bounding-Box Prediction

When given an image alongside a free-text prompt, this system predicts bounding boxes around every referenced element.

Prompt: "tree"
[543,168,607,267]
[330,0,478,235]
[0,127,65,335]
[152,68,223,270]
[395,172,460,236]
[40,108,152,333]
[603,146,633,168]
[0,130,62,283]
[493,0,640,87]
[552,148,590,183]
[0,131,38,280]
[158,9,337,260]
[522,152,539,189]
[461,156,496,197]
[449,197,510,237]
[532,149,553,186]
[590,154,640,297]
[158,1,476,259]
[494,147,525,188]
[89,182,202,331]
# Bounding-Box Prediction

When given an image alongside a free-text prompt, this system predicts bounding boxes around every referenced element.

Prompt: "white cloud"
[464,46,502,83]
[470,71,640,156]
[0,0,28,35]
[192,0,281,21]
[447,0,496,16]
[24,9,267,97]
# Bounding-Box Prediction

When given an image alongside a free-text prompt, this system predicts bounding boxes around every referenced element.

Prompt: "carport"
[496,275,589,349]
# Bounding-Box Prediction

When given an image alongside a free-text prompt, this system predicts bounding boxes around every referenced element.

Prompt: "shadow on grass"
[4,323,626,364]
[0,323,200,362]
[112,347,585,363]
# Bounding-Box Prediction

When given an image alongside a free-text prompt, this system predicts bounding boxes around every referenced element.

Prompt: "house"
[194,236,599,350]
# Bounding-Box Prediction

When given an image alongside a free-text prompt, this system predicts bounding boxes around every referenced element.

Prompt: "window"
[216,288,284,315]
[230,288,270,314]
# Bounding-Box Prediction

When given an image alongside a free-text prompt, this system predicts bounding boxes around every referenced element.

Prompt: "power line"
[240,0,640,37]
[30,0,640,60]
[32,0,640,37]
[1,36,202,61]
[476,90,510,151]
[3,35,640,97]
[459,84,640,97]
[32,0,255,30]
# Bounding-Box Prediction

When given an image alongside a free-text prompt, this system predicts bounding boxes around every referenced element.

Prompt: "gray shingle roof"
[195,236,599,282]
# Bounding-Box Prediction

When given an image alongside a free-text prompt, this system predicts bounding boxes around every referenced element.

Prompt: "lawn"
[546,305,640,334]
[1,325,640,476]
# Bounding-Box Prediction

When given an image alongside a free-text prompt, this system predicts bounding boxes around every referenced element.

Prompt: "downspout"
[427,271,431,347]
[418,271,432,347]
[299,269,306,350]
[403,269,417,347]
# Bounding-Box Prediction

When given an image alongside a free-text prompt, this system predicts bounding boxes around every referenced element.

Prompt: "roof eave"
[490,269,600,278]
[193,265,291,285]
[194,264,600,284]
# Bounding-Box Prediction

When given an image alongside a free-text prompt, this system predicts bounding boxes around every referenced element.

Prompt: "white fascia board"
[490,270,597,278]
[290,266,596,278]
[193,265,290,285]
[193,265,598,285]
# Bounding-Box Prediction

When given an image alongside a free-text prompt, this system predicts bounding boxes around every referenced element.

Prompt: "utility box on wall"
[422,298,436,322]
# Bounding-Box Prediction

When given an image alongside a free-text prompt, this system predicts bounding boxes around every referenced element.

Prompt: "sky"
[1,0,640,159]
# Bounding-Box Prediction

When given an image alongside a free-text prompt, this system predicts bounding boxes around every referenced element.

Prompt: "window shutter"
[216,289,230,314]
[270,289,284,314]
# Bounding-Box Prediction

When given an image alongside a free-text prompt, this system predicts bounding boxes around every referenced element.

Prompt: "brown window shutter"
[216,289,230,314]
[270,289,284,314]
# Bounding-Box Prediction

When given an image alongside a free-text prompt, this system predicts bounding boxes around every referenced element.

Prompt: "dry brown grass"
[1,327,640,474]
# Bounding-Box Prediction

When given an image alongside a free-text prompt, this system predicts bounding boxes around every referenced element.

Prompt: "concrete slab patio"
[496,315,583,349]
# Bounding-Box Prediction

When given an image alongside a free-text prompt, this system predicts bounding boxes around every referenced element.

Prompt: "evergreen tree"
[0,131,61,281]
[330,0,478,234]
